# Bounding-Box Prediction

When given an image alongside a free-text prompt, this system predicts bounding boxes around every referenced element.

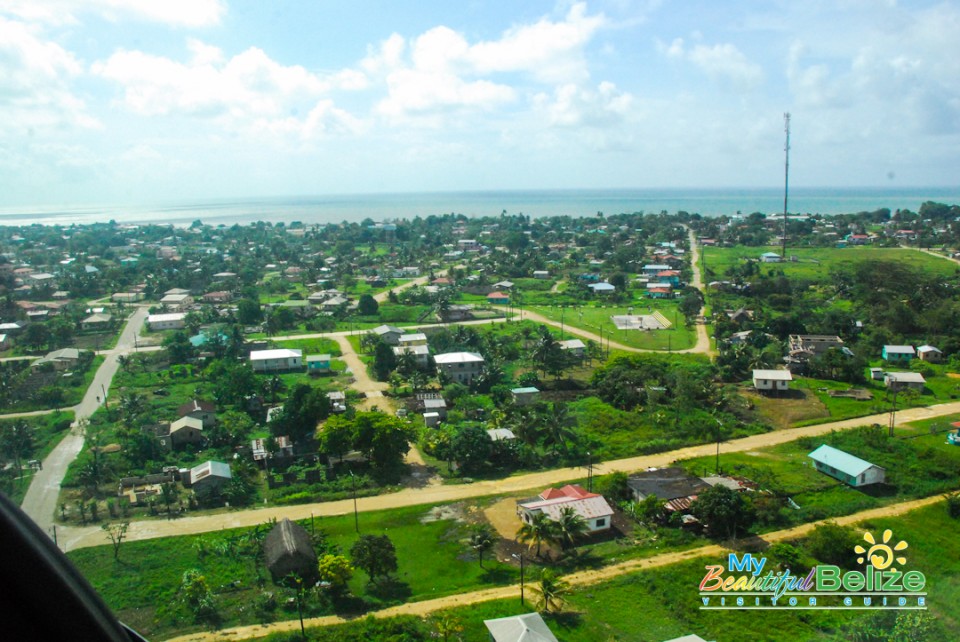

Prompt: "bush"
[946,493,960,519]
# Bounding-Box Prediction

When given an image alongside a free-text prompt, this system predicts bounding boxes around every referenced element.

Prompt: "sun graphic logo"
[855,529,908,571]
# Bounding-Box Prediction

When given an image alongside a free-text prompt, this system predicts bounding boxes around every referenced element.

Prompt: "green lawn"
[0,411,75,504]
[527,303,696,351]
[702,245,960,283]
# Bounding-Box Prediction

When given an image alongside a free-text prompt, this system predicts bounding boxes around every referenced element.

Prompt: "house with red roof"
[516,484,614,533]
[487,291,510,305]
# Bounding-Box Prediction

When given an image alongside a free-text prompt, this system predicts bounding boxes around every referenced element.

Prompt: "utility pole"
[888,387,898,437]
[781,112,791,260]
[586,451,593,492]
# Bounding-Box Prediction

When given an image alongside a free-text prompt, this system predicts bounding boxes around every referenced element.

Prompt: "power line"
[781,112,791,259]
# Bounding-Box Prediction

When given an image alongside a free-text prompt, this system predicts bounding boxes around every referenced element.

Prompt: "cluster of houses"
[118,459,232,506]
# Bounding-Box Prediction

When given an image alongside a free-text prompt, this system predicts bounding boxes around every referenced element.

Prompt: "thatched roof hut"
[263,518,318,585]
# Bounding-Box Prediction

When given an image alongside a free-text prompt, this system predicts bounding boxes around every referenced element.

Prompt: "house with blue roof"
[808,444,885,487]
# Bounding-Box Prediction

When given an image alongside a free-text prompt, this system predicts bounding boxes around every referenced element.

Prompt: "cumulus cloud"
[0,16,99,132]
[0,0,226,27]
[365,2,607,121]
[663,37,763,90]
[533,81,634,127]
[92,41,363,140]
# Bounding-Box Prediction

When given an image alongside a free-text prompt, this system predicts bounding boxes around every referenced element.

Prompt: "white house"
[147,312,187,331]
[160,292,193,311]
[808,444,886,487]
[517,484,613,533]
[188,460,232,498]
[398,332,428,347]
[884,371,926,392]
[484,613,558,642]
[917,345,942,362]
[752,369,793,392]
[250,348,303,373]
[760,252,782,263]
[433,351,485,384]
[373,324,404,345]
[392,343,430,368]
[559,338,586,358]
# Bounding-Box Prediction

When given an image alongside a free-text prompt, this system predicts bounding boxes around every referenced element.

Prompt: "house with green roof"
[808,444,885,487]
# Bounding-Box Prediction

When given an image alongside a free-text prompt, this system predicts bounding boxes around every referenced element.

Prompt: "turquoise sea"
[0,187,958,227]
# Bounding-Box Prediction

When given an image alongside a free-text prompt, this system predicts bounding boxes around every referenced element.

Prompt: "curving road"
[20,306,149,535]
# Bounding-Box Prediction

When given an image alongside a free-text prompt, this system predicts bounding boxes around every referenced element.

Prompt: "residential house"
[882,345,915,363]
[588,282,616,294]
[752,369,793,393]
[373,324,404,345]
[423,398,448,419]
[439,304,474,322]
[321,295,349,312]
[32,348,81,371]
[559,338,586,358]
[532,270,550,279]
[80,313,112,331]
[169,416,204,448]
[202,291,232,304]
[511,387,540,406]
[251,436,294,466]
[627,468,711,513]
[187,460,232,499]
[517,484,614,533]
[788,335,845,359]
[393,343,430,368]
[492,280,514,290]
[656,270,682,287]
[250,348,303,373]
[326,390,347,413]
[484,613,558,642]
[177,399,216,428]
[434,351,485,384]
[457,239,481,252]
[884,371,926,392]
[759,252,782,263]
[808,444,886,487]
[398,332,427,347]
[917,345,942,362]
[487,291,510,305]
[160,292,193,311]
[642,264,671,276]
[306,354,332,373]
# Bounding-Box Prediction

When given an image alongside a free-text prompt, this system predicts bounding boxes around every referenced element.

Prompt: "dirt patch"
[483,497,521,539]
[420,504,465,524]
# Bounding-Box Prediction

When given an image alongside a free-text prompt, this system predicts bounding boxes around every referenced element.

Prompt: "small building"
[517,484,613,533]
[147,312,187,331]
[398,332,428,347]
[264,518,318,585]
[884,371,926,392]
[532,270,550,279]
[627,468,711,512]
[306,354,332,373]
[869,367,884,381]
[788,335,844,360]
[373,324,404,345]
[393,343,430,368]
[588,282,616,294]
[487,291,510,305]
[177,399,217,428]
[484,613,558,642]
[423,411,441,428]
[423,397,448,419]
[487,428,516,442]
[434,351,485,384]
[188,460,232,499]
[250,348,303,373]
[169,416,204,448]
[326,390,347,413]
[752,369,793,393]
[917,345,942,362]
[202,291,232,304]
[559,338,586,358]
[808,444,886,487]
[0,334,9,351]
[160,292,193,311]
[32,348,81,371]
[759,252,782,263]
[251,435,294,465]
[882,345,915,363]
[511,387,540,406]
[80,313,113,331]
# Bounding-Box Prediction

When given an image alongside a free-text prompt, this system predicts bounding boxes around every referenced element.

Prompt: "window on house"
[595,518,606,527]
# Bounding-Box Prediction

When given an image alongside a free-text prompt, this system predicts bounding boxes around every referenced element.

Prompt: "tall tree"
[533,569,570,613]
[350,534,398,584]
[467,523,496,569]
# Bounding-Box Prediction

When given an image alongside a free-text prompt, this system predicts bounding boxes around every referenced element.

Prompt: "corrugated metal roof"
[808,444,882,477]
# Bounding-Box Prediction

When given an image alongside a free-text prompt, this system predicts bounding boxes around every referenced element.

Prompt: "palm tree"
[533,569,570,614]
[467,523,496,569]
[517,512,556,558]
[554,506,589,551]
[540,403,577,457]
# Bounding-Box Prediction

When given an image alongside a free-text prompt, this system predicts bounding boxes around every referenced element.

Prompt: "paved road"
[20,307,149,535]
[57,398,960,551]
[163,493,944,642]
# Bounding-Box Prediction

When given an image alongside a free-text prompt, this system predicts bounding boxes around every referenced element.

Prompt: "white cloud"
[533,81,634,128]
[0,16,99,132]
[665,38,764,90]
[0,0,226,27]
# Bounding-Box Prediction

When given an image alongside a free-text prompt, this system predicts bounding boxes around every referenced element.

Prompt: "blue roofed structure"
[808,444,885,487]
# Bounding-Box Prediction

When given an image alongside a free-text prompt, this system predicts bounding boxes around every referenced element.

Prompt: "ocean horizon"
[0,187,958,227]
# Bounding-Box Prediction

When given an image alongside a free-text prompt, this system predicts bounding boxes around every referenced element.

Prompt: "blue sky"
[1,0,958,206]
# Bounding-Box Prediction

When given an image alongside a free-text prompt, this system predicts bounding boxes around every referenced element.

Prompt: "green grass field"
[702,246,960,283]
[0,411,75,504]
[527,304,696,351]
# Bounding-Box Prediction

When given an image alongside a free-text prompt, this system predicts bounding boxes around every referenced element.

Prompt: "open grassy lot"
[260,500,959,642]
[0,411,75,504]
[702,245,960,283]
[527,303,696,351]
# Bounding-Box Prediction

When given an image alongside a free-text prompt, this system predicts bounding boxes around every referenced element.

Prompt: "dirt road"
[685,226,713,356]
[57,399,960,551]
[21,306,150,534]
[163,494,944,642]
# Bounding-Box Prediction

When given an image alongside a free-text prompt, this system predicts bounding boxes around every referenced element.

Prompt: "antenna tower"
[781,112,791,259]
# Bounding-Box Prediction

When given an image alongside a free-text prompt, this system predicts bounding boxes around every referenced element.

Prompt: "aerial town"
[2,203,960,641]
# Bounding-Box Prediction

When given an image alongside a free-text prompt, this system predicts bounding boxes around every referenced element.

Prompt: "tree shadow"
[544,611,582,630]
[480,566,514,584]
[366,577,412,603]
